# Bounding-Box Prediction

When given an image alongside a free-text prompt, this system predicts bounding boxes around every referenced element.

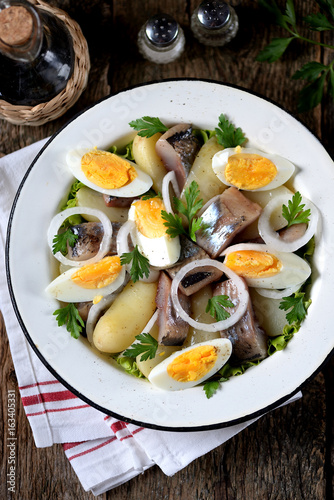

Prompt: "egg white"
[222,243,311,289]
[66,149,153,197]
[212,147,295,191]
[45,264,126,303]
[128,203,181,268]
[148,339,232,391]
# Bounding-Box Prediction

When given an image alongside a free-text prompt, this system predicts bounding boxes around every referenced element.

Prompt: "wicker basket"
[0,0,90,126]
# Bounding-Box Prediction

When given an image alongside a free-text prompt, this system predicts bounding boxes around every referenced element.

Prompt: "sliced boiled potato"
[249,288,288,337]
[132,132,168,192]
[93,281,158,353]
[181,136,226,205]
[183,286,220,347]
[135,323,181,377]
[76,186,128,222]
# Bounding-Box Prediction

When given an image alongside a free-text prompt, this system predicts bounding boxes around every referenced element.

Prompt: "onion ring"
[116,219,135,256]
[47,207,113,267]
[258,193,319,253]
[162,171,180,214]
[171,258,249,332]
[254,283,300,300]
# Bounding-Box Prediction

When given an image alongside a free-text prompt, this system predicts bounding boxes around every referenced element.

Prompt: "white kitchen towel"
[0,139,302,495]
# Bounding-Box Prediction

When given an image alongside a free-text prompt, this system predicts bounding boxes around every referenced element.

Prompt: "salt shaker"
[138,13,185,64]
[191,1,239,47]
[0,0,75,105]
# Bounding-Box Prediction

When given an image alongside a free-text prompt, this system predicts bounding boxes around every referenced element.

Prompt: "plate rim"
[5,77,334,432]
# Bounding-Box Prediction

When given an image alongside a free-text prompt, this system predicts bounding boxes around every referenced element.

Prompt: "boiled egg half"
[66,148,153,197]
[148,339,232,391]
[128,197,181,268]
[222,243,311,289]
[212,146,295,191]
[45,255,126,302]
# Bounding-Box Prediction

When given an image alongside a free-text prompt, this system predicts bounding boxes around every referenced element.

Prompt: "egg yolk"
[224,250,282,279]
[225,153,277,190]
[167,345,218,383]
[133,198,167,238]
[71,256,122,289]
[81,149,137,189]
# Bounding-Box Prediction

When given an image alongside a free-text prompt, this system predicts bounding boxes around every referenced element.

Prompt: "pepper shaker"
[191,1,239,47]
[138,13,185,64]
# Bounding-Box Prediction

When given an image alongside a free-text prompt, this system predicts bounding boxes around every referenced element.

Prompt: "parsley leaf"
[284,0,297,27]
[120,245,150,283]
[174,181,203,221]
[161,210,187,238]
[53,303,84,339]
[292,61,328,82]
[316,0,334,22]
[189,216,204,242]
[123,332,158,361]
[52,228,78,256]
[203,379,226,399]
[129,116,168,138]
[282,191,311,228]
[206,295,234,322]
[279,292,311,325]
[215,114,246,148]
[304,11,334,31]
[256,37,294,63]
[162,181,205,242]
[297,72,327,113]
[257,0,334,112]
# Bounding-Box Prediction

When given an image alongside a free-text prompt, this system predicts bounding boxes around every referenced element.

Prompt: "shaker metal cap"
[145,13,179,47]
[197,1,230,29]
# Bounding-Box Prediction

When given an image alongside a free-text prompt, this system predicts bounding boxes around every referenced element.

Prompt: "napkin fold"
[0,139,302,496]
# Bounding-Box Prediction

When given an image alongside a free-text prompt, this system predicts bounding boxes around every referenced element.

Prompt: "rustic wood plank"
[0,1,332,499]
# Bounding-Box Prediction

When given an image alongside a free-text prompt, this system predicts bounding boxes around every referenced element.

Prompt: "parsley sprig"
[120,245,150,282]
[215,114,247,148]
[52,228,78,256]
[257,0,334,112]
[123,332,158,361]
[279,291,311,324]
[129,116,168,138]
[161,181,205,242]
[282,191,311,228]
[206,295,234,321]
[53,303,84,339]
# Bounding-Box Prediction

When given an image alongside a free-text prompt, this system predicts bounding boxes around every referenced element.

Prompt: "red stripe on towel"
[67,437,117,461]
[111,421,127,433]
[63,442,84,451]
[22,390,77,406]
[25,404,90,417]
[19,380,60,390]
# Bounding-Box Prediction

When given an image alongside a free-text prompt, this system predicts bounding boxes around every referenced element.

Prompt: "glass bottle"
[191,1,239,47]
[0,0,75,106]
[138,13,185,64]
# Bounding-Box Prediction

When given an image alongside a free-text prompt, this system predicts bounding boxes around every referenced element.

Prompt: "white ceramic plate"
[6,80,334,431]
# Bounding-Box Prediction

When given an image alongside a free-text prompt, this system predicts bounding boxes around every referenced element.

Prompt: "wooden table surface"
[1,1,333,499]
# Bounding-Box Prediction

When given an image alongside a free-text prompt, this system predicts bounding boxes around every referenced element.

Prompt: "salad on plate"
[45,114,319,398]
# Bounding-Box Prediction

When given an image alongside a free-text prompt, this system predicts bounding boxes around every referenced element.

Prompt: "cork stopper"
[0,6,33,46]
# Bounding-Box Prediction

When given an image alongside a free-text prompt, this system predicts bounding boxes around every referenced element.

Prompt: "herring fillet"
[213,279,268,364]
[156,271,191,346]
[195,187,262,257]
